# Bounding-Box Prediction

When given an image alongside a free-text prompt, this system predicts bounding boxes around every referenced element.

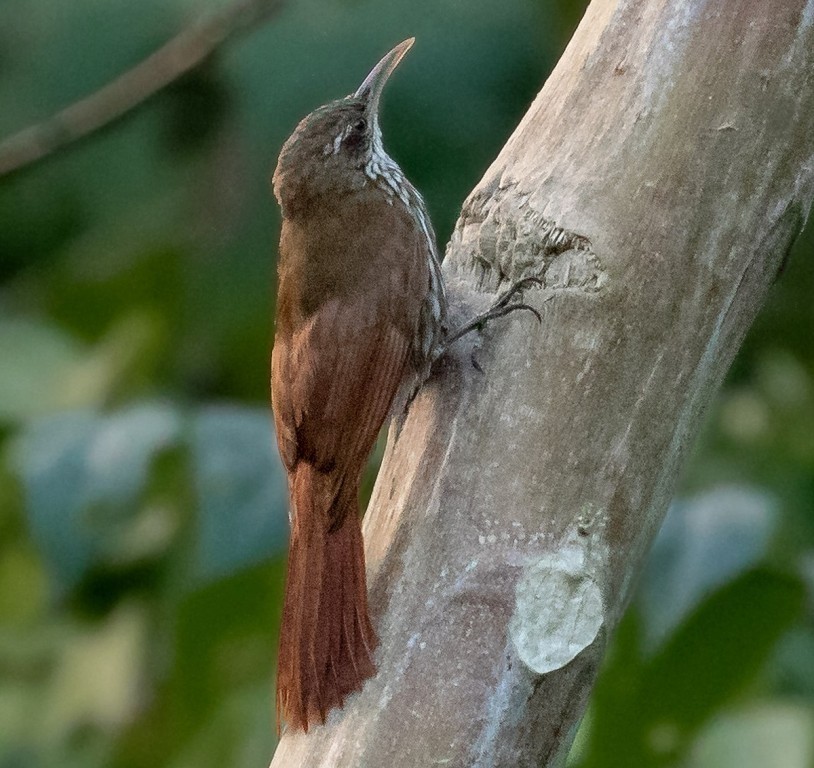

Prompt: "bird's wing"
[271,293,412,524]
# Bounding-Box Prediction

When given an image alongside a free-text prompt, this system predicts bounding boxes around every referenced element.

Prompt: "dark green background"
[1,1,812,766]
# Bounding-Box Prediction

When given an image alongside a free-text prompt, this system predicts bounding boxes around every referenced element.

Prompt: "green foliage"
[640,570,803,734]
[0,0,813,766]
[583,569,804,768]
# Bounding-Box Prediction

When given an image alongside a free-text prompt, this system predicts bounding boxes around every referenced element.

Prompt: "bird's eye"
[352,117,367,133]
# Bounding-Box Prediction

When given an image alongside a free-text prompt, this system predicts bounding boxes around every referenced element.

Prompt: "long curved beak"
[354,38,414,118]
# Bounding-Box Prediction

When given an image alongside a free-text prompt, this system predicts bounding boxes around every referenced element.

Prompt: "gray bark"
[271,0,814,765]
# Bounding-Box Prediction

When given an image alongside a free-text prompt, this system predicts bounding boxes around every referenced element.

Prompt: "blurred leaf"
[65,310,167,406]
[0,545,48,625]
[575,610,650,768]
[0,683,40,768]
[770,626,814,699]
[578,570,805,768]
[10,401,287,592]
[639,487,778,649]
[169,684,275,768]
[190,405,287,583]
[11,410,100,587]
[47,197,188,342]
[44,604,147,742]
[685,702,814,768]
[159,63,231,155]
[171,560,282,741]
[11,403,181,588]
[0,314,166,425]
[80,404,181,506]
[639,569,805,741]
[0,180,84,281]
[0,320,87,423]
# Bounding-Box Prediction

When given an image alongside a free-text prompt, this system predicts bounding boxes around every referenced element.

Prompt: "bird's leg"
[434,276,544,362]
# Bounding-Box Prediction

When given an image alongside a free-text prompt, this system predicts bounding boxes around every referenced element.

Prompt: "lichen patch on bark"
[508,524,606,675]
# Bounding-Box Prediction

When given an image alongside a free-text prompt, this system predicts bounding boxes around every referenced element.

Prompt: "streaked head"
[273,39,414,212]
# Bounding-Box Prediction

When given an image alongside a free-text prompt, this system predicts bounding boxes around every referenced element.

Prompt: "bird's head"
[272,38,414,214]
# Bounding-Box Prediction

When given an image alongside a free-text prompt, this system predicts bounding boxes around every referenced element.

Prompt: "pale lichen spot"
[509,536,605,674]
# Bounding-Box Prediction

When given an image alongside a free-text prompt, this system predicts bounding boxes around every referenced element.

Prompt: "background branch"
[0,0,283,177]
[271,0,814,765]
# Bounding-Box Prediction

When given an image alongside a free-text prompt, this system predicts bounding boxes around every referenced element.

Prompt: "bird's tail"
[276,463,377,733]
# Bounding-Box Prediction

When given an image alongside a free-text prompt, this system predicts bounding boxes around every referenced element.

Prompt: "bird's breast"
[274,192,429,339]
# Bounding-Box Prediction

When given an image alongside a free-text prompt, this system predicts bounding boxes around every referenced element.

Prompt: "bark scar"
[446,184,607,295]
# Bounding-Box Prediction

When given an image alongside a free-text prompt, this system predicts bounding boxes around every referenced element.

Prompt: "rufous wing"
[271,289,418,731]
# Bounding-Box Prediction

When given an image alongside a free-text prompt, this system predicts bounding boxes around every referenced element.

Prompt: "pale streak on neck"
[365,123,447,304]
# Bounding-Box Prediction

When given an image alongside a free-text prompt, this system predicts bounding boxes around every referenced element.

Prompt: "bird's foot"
[438,276,543,358]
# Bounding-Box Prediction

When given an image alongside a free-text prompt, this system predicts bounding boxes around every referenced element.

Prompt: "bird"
[270,38,540,733]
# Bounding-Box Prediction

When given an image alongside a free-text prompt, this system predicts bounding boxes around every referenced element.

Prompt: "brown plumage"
[270,39,446,732]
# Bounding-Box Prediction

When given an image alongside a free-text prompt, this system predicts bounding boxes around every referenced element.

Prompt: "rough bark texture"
[271,0,814,765]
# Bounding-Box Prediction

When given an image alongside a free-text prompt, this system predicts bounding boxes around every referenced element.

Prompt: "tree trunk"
[270,0,814,765]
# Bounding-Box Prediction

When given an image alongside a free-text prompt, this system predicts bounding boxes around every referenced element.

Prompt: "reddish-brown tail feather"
[276,463,377,733]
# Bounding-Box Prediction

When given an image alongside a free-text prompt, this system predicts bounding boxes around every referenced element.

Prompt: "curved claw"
[515,276,545,290]
[493,276,544,310]
[438,275,545,355]
[509,302,542,323]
